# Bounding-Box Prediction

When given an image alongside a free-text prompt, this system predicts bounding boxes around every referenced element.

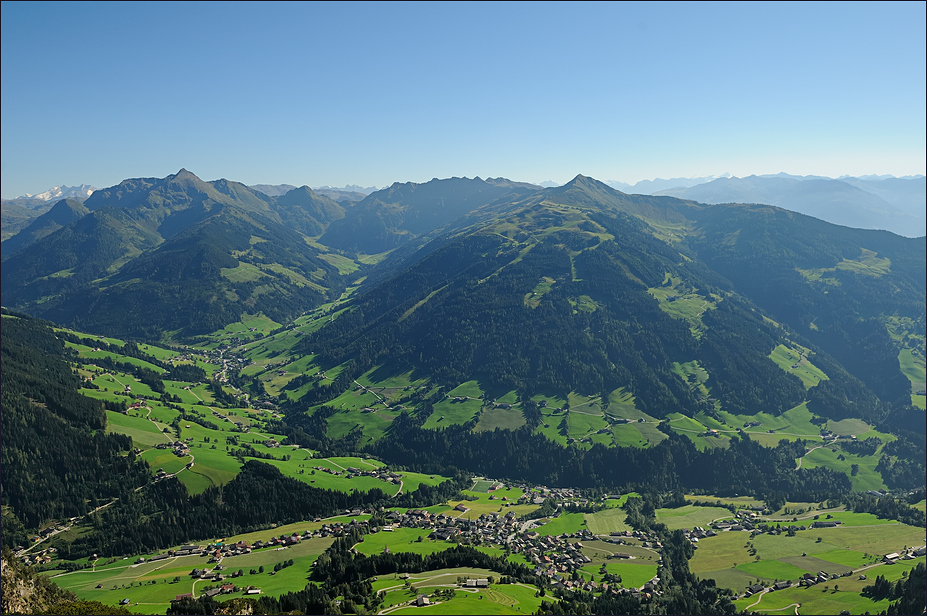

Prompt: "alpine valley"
[1,170,924,616]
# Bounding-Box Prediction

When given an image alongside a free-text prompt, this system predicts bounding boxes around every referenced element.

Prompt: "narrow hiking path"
[744,589,770,610]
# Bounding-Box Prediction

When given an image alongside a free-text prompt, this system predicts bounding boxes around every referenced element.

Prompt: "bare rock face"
[215,597,257,615]
[1,552,75,614]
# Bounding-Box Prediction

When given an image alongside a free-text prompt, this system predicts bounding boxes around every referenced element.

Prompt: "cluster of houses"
[188,563,246,582]
[414,573,660,608]
[679,508,856,545]
[609,417,647,425]
[135,544,205,564]
[603,529,663,550]
[557,575,659,597]
[168,347,216,367]
[883,545,927,563]
[383,507,523,544]
[520,532,595,575]
[380,505,668,590]
[684,517,845,543]
[155,439,191,457]
[308,464,403,484]
[744,580,793,595]
[139,529,348,570]
[811,518,843,528]
[19,547,56,566]
[344,466,402,483]
[172,584,246,604]
[527,486,582,502]
[447,394,480,403]
[737,546,927,598]
[798,570,856,587]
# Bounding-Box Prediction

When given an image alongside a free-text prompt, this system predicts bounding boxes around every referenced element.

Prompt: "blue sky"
[2,1,924,196]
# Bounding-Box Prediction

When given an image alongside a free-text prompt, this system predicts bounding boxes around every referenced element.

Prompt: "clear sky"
[2,1,925,197]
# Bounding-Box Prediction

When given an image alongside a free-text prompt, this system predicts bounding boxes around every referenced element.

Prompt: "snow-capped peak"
[19,184,96,201]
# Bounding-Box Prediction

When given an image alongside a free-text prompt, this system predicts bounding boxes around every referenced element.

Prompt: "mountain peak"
[564,174,607,189]
[276,185,321,203]
[169,168,200,182]
[555,174,621,195]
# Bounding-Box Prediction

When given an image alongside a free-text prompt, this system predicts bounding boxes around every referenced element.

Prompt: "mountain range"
[653,175,926,238]
[8,173,924,240]
[2,169,923,433]
[605,174,733,194]
[1,170,350,338]
[251,183,373,203]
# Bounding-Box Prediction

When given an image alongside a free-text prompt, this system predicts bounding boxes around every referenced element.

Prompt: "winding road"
[795,444,826,470]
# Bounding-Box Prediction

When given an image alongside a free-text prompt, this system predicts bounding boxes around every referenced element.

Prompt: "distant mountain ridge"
[16,184,96,201]
[2,185,96,241]
[596,173,924,237]
[606,174,732,194]
[654,175,925,237]
[315,183,378,195]
[249,183,298,197]
[252,183,373,204]
[318,176,539,253]
[606,172,924,195]
[1,198,90,255]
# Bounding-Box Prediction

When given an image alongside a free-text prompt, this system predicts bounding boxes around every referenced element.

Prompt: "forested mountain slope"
[688,204,925,409]
[297,176,923,430]
[0,311,150,540]
[0,171,350,338]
